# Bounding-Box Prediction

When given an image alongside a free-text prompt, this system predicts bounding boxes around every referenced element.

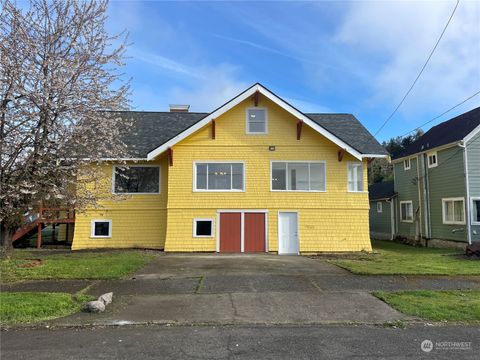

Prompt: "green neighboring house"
[371,107,480,246]
[369,181,396,240]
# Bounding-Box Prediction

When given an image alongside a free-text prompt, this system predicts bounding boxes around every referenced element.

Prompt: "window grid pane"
[474,200,480,222]
[247,109,266,133]
[196,163,244,191]
[271,162,325,191]
[114,167,159,193]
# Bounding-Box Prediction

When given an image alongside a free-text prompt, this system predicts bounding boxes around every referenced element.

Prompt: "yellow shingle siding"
[164,96,371,252]
[73,95,372,253]
[71,157,168,250]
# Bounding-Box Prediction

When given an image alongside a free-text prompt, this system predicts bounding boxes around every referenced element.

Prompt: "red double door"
[219,212,266,253]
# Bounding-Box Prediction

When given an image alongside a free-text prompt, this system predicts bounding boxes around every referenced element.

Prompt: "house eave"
[391,141,461,163]
[147,84,365,161]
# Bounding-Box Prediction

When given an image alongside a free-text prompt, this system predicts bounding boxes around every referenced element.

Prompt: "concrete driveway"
[52,254,413,326]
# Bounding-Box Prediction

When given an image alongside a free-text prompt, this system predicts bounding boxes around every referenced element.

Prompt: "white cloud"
[336,1,480,118]
[128,48,249,111]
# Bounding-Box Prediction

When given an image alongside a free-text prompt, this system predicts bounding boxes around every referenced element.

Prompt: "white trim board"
[147,83,377,161]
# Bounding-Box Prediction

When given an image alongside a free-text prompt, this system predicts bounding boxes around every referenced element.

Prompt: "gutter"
[460,142,472,245]
[391,141,461,163]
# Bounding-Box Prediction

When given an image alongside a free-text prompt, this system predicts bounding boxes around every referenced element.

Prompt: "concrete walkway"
[3,254,480,326]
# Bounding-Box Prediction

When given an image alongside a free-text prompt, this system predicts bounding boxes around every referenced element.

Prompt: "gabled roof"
[111,111,207,159]
[395,107,480,159]
[368,180,395,201]
[307,114,388,155]
[146,83,387,160]
[107,111,387,159]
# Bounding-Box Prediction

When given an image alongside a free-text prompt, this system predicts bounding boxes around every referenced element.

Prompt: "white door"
[278,212,299,255]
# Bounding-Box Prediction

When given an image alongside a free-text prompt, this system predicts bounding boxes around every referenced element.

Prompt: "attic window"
[246,108,267,134]
[404,159,411,170]
[427,152,438,168]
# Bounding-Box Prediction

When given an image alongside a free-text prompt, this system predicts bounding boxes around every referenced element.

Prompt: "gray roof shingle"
[368,180,395,201]
[109,111,386,158]
[306,113,388,155]
[395,107,480,159]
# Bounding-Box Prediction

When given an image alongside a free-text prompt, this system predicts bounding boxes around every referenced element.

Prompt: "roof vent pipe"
[169,104,190,112]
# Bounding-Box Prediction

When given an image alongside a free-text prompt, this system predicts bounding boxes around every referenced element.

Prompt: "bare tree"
[0,0,131,255]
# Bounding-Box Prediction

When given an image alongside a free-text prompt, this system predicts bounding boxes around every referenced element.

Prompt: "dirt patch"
[17,259,43,268]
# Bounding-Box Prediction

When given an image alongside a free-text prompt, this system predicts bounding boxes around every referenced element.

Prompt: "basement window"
[193,219,213,237]
[246,108,267,134]
[91,220,112,238]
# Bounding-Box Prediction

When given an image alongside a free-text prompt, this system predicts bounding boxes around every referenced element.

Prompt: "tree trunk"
[0,222,14,259]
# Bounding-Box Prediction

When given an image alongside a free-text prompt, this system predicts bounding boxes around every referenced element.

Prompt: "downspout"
[387,198,395,240]
[423,153,432,240]
[416,156,423,242]
[460,142,472,245]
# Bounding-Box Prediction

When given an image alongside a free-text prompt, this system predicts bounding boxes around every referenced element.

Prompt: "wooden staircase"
[12,206,75,248]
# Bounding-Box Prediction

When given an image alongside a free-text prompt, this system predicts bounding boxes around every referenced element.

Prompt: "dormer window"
[246,108,267,134]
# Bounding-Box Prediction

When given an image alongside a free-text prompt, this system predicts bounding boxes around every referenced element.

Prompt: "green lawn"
[375,290,480,322]
[328,240,479,275]
[0,250,154,283]
[0,292,94,325]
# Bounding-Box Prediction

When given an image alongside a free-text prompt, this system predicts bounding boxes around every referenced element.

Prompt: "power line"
[374,0,461,137]
[398,90,480,138]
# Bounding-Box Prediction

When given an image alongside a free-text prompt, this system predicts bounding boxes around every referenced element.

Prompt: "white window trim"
[193,218,214,238]
[90,219,112,238]
[377,202,383,213]
[270,160,327,192]
[347,161,365,193]
[112,165,161,195]
[471,197,480,225]
[400,201,413,223]
[442,197,466,225]
[193,161,246,192]
[403,158,411,170]
[245,107,268,135]
[427,151,438,168]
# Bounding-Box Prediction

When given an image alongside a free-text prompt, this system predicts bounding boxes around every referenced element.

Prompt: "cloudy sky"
[106,1,480,141]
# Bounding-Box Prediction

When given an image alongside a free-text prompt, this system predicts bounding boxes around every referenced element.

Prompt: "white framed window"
[442,197,465,225]
[90,220,112,238]
[472,198,480,225]
[193,218,214,237]
[427,152,438,168]
[113,165,160,194]
[271,161,326,192]
[403,158,411,170]
[194,162,245,191]
[377,202,383,213]
[347,162,364,192]
[400,201,413,222]
[246,108,267,134]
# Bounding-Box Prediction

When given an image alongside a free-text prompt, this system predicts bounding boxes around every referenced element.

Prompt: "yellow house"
[72,84,388,253]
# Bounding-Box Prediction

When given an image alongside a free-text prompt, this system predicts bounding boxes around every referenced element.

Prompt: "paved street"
[2,254,480,359]
[2,324,479,360]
